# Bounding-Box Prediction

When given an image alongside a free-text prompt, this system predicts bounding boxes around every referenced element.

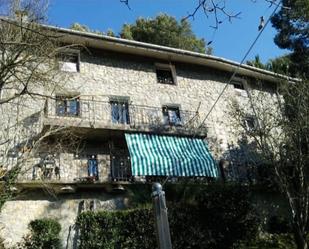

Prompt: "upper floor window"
[56,95,80,116]
[58,50,80,72]
[110,99,130,124]
[155,63,177,85]
[232,78,248,97]
[244,115,257,131]
[162,105,181,126]
[233,80,245,90]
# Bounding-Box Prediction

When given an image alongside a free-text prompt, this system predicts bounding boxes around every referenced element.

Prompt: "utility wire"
[162,2,282,187]
[196,1,282,131]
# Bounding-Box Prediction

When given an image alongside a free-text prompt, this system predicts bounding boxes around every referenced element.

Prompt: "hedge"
[18,218,62,249]
[77,185,259,249]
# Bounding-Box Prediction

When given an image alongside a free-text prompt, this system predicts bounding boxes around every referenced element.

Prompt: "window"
[232,80,245,90]
[56,96,80,116]
[232,78,248,97]
[110,100,130,124]
[87,155,98,180]
[155,63,176,85]
[59,52,80,72]
[244,115,257,131]
[162,106,181,126]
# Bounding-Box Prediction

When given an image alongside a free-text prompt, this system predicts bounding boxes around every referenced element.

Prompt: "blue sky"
[48,0,289,63]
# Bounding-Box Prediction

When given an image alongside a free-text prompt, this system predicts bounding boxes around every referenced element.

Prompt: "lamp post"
[152,182,172,249]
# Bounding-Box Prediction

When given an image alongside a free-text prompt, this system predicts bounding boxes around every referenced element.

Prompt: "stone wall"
[0,190,127,249]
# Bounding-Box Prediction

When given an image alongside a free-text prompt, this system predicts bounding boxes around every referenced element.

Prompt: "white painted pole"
[152,182,172,249]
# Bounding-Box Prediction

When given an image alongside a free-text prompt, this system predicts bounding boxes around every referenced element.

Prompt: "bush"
[77,209,156,249]
[77,184,259,249]
[195,184,259,248]
[267,215,291,234]
[18,218,61,249]
[235,233,296,249]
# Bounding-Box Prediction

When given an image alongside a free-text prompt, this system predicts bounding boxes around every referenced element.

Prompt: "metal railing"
[45,98,207,134]
[111,153,133,182]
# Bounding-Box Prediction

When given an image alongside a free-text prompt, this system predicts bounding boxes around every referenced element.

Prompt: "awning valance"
[125,133,218,177]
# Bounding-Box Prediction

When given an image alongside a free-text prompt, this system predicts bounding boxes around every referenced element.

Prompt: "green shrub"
[268,215,291,234]
[196,184,259,248]
[235,233,296,249]
[77,185,259,249]
[19,218,61,249]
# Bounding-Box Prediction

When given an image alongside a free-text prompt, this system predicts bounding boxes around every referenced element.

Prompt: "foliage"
[271,0,309,77]
[18,218,62,249]
[268,215,291,234]
[70,23,103,35]
[120,14,211,54]
[77,185,258,249]
[246,55,292,76]
[235,233,297,249]
[231,78,309,249]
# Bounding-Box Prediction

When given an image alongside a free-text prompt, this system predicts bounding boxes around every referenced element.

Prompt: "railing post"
[152,182,172,249]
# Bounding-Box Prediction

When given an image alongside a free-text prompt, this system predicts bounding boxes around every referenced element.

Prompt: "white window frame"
[232,77,248,97]
[58,49,80,73]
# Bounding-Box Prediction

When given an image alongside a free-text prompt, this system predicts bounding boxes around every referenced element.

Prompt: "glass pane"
[56,100,66,115]
[68,99,79,116]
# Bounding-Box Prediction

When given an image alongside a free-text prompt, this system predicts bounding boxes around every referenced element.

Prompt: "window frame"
[109,96,130,125]
[155,63,177,85]
[55,95,80,117]
[162,104,182,126]
[232,77,248,97]
[243,115,258,132]
[58,49,80,73]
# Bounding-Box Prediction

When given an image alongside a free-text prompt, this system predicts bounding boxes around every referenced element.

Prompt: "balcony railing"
[45,98,207,135]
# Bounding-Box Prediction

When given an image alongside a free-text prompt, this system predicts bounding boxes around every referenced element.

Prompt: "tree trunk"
[293,227,308,249]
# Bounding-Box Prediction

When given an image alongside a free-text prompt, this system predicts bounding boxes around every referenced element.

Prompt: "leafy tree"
[247,55,267,70]
[231,78,309,249]
[69,22,103,35]
[271,0,309,77]
[120,14,211,54]
[247,54,292,75]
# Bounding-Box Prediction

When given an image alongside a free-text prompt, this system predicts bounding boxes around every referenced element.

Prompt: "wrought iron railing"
[111,153,133,182]
[45,97,207,134]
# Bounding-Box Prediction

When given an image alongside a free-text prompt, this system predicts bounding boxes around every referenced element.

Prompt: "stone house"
[0,22,291,248]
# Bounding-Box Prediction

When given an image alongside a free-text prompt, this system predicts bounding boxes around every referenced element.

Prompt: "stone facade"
[0,32,281,248]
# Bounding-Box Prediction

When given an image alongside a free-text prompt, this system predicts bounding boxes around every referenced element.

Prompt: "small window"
[155,63,176,85]
[56,96,80,116]
[162,106,181,126]
[87,155,99,180]
[244,116,257,131]
[233,81,245,90]
[156,68,174,84]
[59,52,80,72]
[110,100,130,124]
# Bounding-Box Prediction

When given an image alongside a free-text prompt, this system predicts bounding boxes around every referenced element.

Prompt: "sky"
[48,0,289,64]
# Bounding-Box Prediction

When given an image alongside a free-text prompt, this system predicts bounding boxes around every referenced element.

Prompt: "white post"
[152,182,172,249]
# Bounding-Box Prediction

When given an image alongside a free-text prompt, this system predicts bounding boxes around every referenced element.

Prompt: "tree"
[120,14,211,54]
[271,0,309,77]
[231,78,309,249]
[247,54,292,75]
[69,22,105,35]
[0,0,81,209]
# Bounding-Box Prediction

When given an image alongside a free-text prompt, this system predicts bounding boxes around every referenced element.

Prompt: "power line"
[196,1,282,131]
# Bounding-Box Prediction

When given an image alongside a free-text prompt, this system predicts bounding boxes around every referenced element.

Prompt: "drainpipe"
[152,182,172,249]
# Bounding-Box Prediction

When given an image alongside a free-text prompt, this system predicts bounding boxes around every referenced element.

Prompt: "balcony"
[44,97,208,137]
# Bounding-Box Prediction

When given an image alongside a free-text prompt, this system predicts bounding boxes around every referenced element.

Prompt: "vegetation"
[271,0,309,77]
[77,185,258,249]
[231,77,309,249]
[18,218,62,249]
[120,14,211,53]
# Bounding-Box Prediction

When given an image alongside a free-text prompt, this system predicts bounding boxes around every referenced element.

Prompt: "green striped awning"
[125,133,218,177]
